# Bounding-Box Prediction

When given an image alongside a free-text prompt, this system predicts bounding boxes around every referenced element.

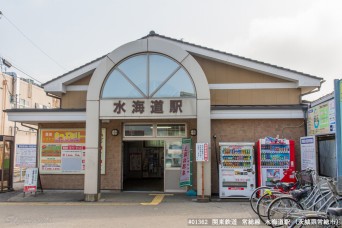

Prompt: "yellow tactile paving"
[140,194,173,206]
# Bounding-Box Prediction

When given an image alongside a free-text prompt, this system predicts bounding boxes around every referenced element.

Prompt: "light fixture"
[190,129,197,136]
[111,129,119,136]
[2,58,12,68]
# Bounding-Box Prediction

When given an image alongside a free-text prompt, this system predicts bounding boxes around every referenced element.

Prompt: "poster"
[39,128,106,174]
[16,144,36,168]
[61,145,84,172]
[24,168,38,193]
[300,136,317,171]
[196,143,209,162]
[266,169,281,182]
[179,138,192,187]
[307,100,335,135]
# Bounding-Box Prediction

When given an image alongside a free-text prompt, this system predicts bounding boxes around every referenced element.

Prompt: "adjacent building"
[0,71,60,174]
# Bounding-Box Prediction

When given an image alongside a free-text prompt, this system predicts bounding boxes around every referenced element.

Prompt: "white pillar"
[197,99,211,196]
[84,100,101,201]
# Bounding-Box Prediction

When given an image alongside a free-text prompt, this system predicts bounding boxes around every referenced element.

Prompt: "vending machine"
[219,142,256,198]
[256,137,296,187]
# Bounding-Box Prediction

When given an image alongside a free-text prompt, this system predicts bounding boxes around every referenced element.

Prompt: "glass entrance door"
[164,139,186,192]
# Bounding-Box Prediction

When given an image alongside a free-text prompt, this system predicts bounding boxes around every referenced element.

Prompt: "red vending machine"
[256,137,296,187]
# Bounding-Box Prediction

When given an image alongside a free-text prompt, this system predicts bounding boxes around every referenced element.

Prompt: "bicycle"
[254,168,315,223]
[267,177,340,227]
[250,168,313,214]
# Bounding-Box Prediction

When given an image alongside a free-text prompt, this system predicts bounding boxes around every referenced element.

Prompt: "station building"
[6,32,323,201]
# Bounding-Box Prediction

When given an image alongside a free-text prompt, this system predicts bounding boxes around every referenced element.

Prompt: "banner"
[179,138,192,187]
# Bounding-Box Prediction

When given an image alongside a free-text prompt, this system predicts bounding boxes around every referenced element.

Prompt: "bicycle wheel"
[257,192,279,224]
[326,197,342,210]
[250,186,272,214]
[267,196,303,227]
[288,215,328,228]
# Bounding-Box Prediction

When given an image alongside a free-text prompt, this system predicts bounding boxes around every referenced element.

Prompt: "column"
[84,100,101,201]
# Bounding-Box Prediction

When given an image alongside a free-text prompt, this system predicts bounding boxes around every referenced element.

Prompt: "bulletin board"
[39,128,106,174]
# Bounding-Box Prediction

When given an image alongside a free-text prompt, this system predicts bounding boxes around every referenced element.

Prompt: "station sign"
[100,98,196,119]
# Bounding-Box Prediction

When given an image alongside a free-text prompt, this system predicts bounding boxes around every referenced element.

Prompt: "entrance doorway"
[123,141,164,191]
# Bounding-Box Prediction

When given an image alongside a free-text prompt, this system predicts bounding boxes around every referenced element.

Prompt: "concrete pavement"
[0,181,268,228]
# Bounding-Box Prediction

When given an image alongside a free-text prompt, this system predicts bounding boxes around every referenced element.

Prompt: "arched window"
[101,53,196,98]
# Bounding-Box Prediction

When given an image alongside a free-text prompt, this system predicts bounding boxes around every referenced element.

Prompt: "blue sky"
[0,0,341,101]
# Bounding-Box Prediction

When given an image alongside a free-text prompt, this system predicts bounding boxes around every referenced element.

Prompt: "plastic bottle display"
[221,147,252,168]
[260,144,290,168]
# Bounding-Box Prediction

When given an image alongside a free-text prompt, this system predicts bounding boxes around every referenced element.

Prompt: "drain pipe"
[21,123,38,131]
[213,134,219,183]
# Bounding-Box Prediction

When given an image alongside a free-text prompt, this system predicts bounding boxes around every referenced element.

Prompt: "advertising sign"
[300,136,317,171]
[39,128,106,174]
[24,168,38,193]
[16,144,36,168]
[307,100,335,135]
[179,138,192,187]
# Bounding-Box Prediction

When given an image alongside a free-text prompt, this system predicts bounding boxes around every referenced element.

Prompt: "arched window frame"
[101,52,197,99]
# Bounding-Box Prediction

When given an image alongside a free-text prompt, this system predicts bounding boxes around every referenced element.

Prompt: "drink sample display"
[260,144,290,168]
[219,142,256,198]
[256,138,296,187]
[221,147,252,168]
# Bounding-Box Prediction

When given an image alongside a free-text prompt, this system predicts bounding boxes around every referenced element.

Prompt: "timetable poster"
[300,136,317,171]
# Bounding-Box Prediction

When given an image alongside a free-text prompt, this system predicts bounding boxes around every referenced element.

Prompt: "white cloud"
[226,1,342,101]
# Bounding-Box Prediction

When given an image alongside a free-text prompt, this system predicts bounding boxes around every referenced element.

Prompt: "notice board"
[16,144,37,168]
[39,128,106,174]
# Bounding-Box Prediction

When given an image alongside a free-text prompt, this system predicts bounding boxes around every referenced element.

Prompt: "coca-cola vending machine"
[256,137,296,187]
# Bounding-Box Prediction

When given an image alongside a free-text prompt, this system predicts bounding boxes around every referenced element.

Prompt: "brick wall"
[39,119,197,190]
[210,119,305,194]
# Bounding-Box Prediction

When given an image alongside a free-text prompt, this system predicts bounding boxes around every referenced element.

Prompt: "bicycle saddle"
[327,207,342,216]
[275,182,295,192]
[290,188,310,200]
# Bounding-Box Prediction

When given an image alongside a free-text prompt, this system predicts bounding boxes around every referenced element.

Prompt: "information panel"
[307,100,335,135]
[300,136,317,171]
[39,128,106,174]
[16,144,36,168]
[196,143,209,162]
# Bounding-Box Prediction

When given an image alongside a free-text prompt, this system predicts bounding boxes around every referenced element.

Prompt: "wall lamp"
[190,129,197,136]
[111,129,119,136]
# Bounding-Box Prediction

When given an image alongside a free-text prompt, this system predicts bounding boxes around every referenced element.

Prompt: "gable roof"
[43,31,323,95]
